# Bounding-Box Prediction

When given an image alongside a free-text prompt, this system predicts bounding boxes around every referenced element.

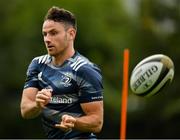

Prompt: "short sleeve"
[24,58,40,89]
[77,64,103,103]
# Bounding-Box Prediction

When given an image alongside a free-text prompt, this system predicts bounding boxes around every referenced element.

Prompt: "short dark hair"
[44,6,77,30]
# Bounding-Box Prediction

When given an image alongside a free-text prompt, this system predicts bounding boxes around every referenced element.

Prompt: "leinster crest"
[60,74,72,87]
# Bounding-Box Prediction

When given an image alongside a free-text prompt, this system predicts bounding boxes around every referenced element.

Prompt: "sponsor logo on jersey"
[50,95,73,104]
[91,96,103,100]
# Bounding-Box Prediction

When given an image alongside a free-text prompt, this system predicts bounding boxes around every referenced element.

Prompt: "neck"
[52,46,75,66]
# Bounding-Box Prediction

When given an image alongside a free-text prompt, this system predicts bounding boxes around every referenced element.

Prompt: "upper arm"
[24,57,40,89]
[77,65,103,103]
[80,101,104,131]
[80,101,103,116]
[77,64,104,123]
[20,87,41,119]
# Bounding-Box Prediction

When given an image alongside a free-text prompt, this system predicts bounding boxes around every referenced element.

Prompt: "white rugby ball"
[130,54,174,97]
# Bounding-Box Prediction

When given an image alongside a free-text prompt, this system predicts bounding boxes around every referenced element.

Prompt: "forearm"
[21,88,52,119]
[56,102,104,133]
[74,114,103,133]
[21,101,42,119]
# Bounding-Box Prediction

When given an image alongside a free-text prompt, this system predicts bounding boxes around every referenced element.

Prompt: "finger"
[47,88,53,93]
[61,115,68,123]
[62,115,75,121]
[36,93,51,100]
[41,89,52,97]
[36,96,51,106]
[62,115,69,120]
[36,98,46,103]
[62,115,76,124]
[66,118,76,123]
[55,123,68,129]
[43,92,52,98]
[55,124,69,132]
[35,99,46,108]
[55,124,72,132]
[62,122,75,128]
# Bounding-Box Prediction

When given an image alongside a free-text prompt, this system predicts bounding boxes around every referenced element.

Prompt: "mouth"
[47,45,54,48]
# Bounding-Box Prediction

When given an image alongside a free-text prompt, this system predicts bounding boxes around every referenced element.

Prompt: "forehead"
[42,20,65,31]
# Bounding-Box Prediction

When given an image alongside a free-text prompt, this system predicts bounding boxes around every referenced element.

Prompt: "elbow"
[20,102,28,119]
[20,105,33,119]
[20,105,26,119]
[21,107,37,119]
[93,119,103,133]
[21,111,28,119]
[21,113,27,119]
[20,107,29,119]
[20,104,41,119]
[93,126,102,133]
[21,110,35,119]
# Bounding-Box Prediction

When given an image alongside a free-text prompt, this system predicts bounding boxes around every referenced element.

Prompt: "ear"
[67,28,76,40]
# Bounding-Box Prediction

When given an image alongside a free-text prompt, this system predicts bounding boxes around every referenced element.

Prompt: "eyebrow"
[42,28,57,34]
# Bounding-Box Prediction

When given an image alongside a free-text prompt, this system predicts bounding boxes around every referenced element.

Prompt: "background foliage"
[0,0,179,138]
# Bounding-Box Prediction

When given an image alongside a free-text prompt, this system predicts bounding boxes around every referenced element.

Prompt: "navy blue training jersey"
[24,51,103,139]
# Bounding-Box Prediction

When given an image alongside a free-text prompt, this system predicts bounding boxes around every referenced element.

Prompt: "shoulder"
[69,53,89,71]
[78,64,102,81]
[70,53,102,79]
[32,54,51,64]
[27,54,51,72]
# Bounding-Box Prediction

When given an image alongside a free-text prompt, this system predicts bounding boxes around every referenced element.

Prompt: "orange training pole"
[120,49,129,140]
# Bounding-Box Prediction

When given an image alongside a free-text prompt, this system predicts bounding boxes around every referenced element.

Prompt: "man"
[20,6,104,139]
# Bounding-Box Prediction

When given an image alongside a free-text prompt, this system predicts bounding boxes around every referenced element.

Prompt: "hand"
[35,88,52,108]
[55,115,77,132]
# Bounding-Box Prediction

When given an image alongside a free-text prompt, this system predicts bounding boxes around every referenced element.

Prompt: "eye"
[50,30,58,36]
[42,32,47,37]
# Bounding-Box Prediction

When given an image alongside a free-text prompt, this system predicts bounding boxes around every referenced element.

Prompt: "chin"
[48,52,55,56]
[48,52,60,57]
